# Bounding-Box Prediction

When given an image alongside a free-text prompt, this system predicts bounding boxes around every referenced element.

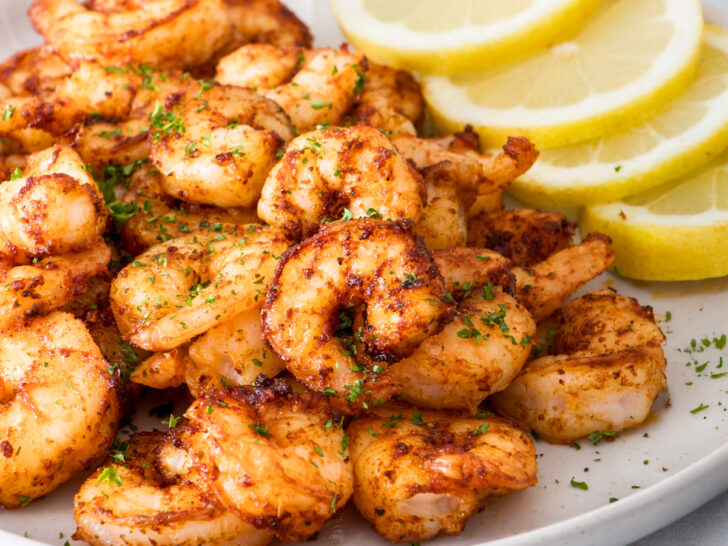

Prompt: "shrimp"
[149,83,293,208]
[0,242,111,332]
[155,378,353,541]
[258,125,425,240]
[73,431,272,546]
[74,118,151,172]
[514,233,615,321]
[264,47,365,131]
[0,145,107,262]
[348,404,537,543]
[353,62,424,136]
[392,132,539,216]
[0,61,136,137]
[0,45,71,97]
[29,0,230,70]
[110,224,290,351]
[468,208,576,267]
[261,218,454,413]
[491,290,667,444]
[216,44,303,90]
[223,0,312,51]
[390,282,535,411]
[0,311,120,508]
[416,161,467,250]
[131,306,285,396]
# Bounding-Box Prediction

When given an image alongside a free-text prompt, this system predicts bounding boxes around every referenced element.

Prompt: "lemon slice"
[330,0,601,74]
[580,148,728,281]
[511,26,728,207]
[423,0,703,148]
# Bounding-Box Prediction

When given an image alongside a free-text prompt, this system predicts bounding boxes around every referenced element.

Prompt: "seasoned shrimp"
[353,62,424,136]
[0,61,136,137]
[74,431,272,546]
[468,208,576,266]
[416,162,467,250]
[224,0,312,51]
[258,125,425,239]
[131,306,285,396]
[514,233,615,321]
[392,133,538,215]
[262,219,453,412]
[29,0,230,70]
[111,224,290,350]
[264,47,365,131]
[74,119,151,172]
[383,248,526,410]
[216,44,303,90]
[0,311,120,508]
[349,404,537,543]
[149,83,293,208]
[491,290,667,444]
[0,242,110,332]
[0,168,106,264]
[156,379,353,541]
[0,45,71,97]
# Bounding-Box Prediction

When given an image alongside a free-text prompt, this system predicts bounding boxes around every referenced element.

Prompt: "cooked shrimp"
[0,171,106,264]
[491,290,667,444]
[110,224,290,351]
[149,83,293,208]
[0,311,120,508]
[73,431,272,546]
[216,44,303,90]
[353,62,424,136]
[390,287,535,411]
[0,61,136,137]
[29,0,230,70]
[392,133,538,215]
[258,125,425,239]
[349,404,537,543]
[416,162,467,250]
[264,47,365,131]
[224,0,312,51]
[121,195,260,255]
[0,45,71,97]
[131,306,285,396]
[155,379,353,541]
[468,208,576,267]
[261,218,453,413]
[0,241,110,332]
[432,248,516,298]
[74,118,150,172]
[514,233,615,321]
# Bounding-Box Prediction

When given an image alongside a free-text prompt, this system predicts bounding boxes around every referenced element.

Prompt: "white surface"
[0,1,727,545]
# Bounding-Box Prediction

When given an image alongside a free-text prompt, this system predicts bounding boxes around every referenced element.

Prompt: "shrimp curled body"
[349,405,537,543]
[258,126,424,240]
[0,312,120,508]
[29,0,230,69]
[156,379,353,542]
[110,224,291,351]
[491,289,667,444]
[73,431,272,546]
[262,218,454,413]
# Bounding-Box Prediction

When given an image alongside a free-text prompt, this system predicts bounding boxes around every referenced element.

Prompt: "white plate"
[1,1,727,545]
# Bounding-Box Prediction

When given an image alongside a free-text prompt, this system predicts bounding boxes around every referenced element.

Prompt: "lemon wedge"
[423,0,703,148]
[580,148,728,281]
[511,25,728,207]
[330,0,601,74]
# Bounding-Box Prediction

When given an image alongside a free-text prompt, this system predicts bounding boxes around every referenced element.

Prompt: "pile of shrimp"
[0,1,669,544]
